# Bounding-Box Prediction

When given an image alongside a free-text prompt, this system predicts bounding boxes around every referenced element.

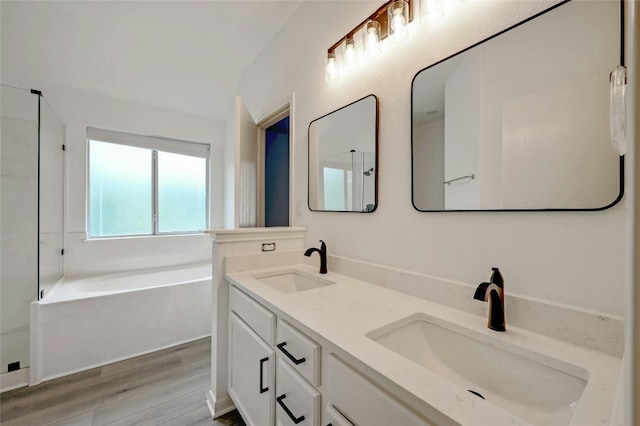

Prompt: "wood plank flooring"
[0,338,246,426]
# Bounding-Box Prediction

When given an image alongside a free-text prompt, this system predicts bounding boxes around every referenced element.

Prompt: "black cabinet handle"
[277,394,305,424]
[259,357,269,394]
[277,342,306,365]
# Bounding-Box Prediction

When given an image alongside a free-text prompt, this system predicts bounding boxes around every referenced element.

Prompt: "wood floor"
[0,338,246,426]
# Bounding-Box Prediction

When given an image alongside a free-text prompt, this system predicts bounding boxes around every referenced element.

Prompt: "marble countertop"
[226,263,621,426]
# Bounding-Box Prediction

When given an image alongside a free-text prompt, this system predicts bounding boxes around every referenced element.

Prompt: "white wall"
[39,86,225,276]
[234,0,630,316]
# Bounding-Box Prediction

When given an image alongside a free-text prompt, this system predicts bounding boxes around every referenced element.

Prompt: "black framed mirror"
[411,0,624,212]
[308,95,378,212]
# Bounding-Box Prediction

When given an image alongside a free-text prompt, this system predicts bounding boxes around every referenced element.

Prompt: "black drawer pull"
[259,357,269,394]
[277,342,306,365]
[277,394,305,424]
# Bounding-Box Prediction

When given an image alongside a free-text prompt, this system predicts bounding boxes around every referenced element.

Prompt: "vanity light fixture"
[325,0,413,80]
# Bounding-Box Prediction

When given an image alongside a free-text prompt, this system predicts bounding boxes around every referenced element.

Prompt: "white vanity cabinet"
[229,284,322,426]
[228,282,432,426]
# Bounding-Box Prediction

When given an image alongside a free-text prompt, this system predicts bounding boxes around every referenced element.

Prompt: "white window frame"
[87,127,210,238]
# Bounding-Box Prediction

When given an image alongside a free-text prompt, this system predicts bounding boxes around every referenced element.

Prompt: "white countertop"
[226,264,621,426]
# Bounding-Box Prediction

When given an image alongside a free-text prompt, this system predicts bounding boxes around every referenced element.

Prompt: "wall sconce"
[326,0,414,80]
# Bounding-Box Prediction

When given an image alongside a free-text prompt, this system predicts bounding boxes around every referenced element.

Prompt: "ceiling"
[0,1,302,120]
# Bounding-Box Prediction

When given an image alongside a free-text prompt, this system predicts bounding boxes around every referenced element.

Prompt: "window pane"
[158,152,207,233]
[89,141,152,237]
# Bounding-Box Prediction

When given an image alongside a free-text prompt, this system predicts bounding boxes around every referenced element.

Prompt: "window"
[88,128,209,238]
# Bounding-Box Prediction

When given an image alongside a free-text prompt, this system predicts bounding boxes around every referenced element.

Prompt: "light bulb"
[325,51,340,82]
[343,36,358,70]
[363,20,381,57]
[388,0,409,43]
[391,9,406,32]
[420,0,444,23]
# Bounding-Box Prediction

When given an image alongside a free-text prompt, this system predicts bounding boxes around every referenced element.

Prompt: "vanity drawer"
[229,284,276,344]
[324,405,353,426]
[326,354,433,426]
[277,319,321,386]
[276,358,321,426]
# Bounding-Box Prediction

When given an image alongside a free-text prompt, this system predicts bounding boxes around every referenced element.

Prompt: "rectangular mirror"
[309,95,378,212]
[411,0,623,212]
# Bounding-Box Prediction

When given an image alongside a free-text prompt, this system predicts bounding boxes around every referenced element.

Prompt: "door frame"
[256,94,295,227]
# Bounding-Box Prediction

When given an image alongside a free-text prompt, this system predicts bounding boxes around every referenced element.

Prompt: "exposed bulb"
[391,9,406,32]
[420,0,444,23]
[388,0,409,43]
[363,20,381,57]
[325,51,340,82]
[343,36,358,70]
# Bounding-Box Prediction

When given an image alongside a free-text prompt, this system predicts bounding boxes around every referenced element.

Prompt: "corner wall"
[234,0,630,316]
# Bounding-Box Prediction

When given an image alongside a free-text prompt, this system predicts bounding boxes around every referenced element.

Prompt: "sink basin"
[367,313,588,424]
[253,269,335,294]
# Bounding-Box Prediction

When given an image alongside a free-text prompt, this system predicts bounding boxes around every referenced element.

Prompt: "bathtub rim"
[40,261,212,305]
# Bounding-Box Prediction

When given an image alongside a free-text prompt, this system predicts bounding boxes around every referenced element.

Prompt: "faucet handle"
[490,267,504,287]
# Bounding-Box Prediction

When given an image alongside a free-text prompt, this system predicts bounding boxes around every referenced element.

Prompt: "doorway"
[263,116,290,227]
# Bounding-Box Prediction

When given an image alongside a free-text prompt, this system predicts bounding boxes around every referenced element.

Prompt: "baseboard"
[206,390,236,419]
[0,368,30,393]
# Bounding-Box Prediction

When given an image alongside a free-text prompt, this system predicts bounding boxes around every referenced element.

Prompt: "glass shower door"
[1,85,39,375]
[38,96,65,299]
[0,85,64,380]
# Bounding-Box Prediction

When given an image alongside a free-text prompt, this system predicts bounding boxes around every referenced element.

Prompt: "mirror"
[411,0,623,212]
[309,95,378,212]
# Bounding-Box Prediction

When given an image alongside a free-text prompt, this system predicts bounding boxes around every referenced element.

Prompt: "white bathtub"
[30,263,212,383]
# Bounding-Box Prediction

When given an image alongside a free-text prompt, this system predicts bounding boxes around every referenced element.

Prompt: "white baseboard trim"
[0,368,30,393]
[206,390,236,419]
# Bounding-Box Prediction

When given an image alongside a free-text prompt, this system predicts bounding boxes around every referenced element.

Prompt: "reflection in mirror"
[309,95,378,212]
[411,0,623,211]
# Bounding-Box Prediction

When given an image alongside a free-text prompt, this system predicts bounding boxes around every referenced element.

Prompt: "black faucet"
[304,240,327,274]
[473,267,506,332]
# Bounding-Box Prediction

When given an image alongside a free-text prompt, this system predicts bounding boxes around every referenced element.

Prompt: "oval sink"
[253,269,336,294]
[367,313,589,425]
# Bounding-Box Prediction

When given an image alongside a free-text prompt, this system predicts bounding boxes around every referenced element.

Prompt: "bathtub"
[30,263,212,383]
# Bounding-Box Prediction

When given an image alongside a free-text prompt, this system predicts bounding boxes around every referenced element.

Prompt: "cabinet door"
[326,354,435,426]
[229,312,275,425]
